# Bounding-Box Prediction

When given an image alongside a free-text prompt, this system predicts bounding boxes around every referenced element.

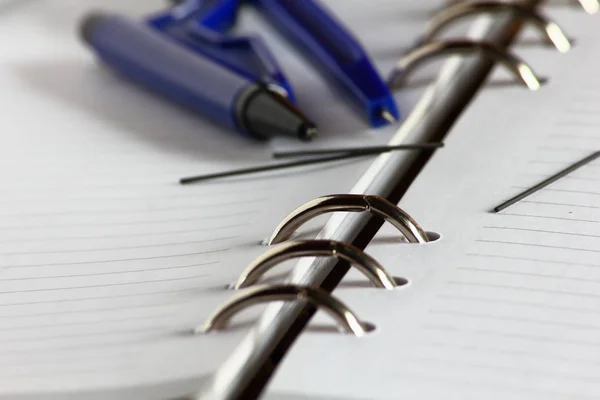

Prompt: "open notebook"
[263,7,600,400]
[2,0,597,399]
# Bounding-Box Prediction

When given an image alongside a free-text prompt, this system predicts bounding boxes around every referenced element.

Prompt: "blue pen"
[80,13,317,141]
[255,0,400,127]
[147,0,399,128]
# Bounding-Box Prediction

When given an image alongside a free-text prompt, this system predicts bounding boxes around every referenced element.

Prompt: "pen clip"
[147,0,295,101]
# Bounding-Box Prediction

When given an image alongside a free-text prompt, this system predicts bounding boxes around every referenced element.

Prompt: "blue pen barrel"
[256,0,399,127]
[80,12,252,137]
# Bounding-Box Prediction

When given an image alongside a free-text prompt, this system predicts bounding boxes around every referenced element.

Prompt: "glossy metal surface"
[446,0,598,14]
[268,194,429,245]
[425,2,571,53]
[196,284,371,336]
[233,240,398,290]
[578,0,600,14]
[388,39,542,91]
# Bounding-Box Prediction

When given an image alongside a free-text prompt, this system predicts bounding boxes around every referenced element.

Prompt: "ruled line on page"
[0,313,177,333]
[497,212,600,223]
[0,273,213,295]
[571,92,600,101]
[0,210,259,231]
[416,341,600,366]
[0,181,196,190]
[0,287,201,308]
[537,146,594,152]
[394,355,600,384]
[555,120,600,127]
[549,133,600,140]
[427,309,600,331]
[0,197,269,218]
[0,247,229,269]
[399,351,600,383]
[422,324,600,348]
[0,366,133,380]
[0,338,138,357]
[0,324,174,345]
[561,108,600,116]
[570,93,600,102]
[474,239,600,254]
[0,261,219,281]
[510,186,600,196]
[0,352,136,369]
[0,184,273,204]
[0,222,250,243]
[456,266,600,284]
[0,364,136,379]
[437,294,600,314]
[481,225,600,238]
[568,103,600,111]
[544,187,600,195]
[362,368,599,400]
[0,236,238,256]
[465,252,600,268]
[446,280,600,299]
[0,299,190,319]
[0,335,168,356]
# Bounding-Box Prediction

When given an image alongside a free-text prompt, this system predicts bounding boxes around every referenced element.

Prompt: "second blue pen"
[80,13,317,141]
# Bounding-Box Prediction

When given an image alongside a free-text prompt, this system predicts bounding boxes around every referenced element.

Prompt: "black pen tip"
[79,11,104,44]
[298,122,318,142]
[240,87,318,142]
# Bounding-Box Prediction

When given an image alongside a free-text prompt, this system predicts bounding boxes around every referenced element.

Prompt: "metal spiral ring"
[268,194,429,245]
[233,240,399,290]
[388,40,542,91]
[424,2,571,53]
[196,284,372,337]
[443,0,598,14]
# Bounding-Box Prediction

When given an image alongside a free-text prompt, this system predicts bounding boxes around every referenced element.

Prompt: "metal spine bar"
[194,2,541,399]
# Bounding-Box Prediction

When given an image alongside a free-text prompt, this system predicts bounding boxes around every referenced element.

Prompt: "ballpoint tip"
[381,109,397,124]
[79,11,104,45]
[298,123,318,141]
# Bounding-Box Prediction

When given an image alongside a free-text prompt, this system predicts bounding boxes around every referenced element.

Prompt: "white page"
[0,0,441,398]
[266,8,600,400]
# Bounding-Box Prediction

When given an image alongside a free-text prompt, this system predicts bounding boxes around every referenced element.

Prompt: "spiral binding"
[424,2,572,53]
[445,0,599,14]
[387,0,590,91]
[197,0,596,341]
[233,240,399,290]
[268,194,430,245]
[197,284,373,337]
[198,196,426,335]
[389,39,543,91]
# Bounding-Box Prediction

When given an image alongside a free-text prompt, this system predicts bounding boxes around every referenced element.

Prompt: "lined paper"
[0,0,413,397]
[265,8,600,400]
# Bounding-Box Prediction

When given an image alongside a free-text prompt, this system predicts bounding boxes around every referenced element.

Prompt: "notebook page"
[265,8,600,400]
[0,0,445,397]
